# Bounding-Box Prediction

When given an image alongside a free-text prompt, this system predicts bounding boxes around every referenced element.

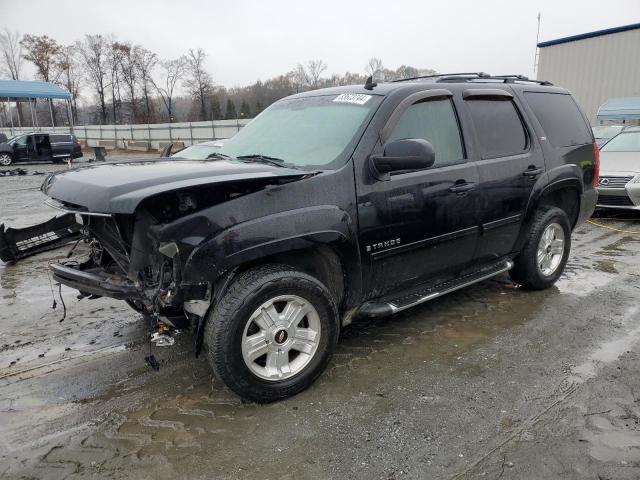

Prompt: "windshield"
[592,126,624,139]
[601,131,640,152]
[172,144,222,160]
[6,134,23,144]
[219,94,381,169]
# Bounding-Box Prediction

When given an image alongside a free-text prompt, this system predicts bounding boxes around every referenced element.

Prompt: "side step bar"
[359,260,514,318]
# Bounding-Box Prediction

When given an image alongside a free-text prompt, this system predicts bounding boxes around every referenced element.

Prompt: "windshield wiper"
[205,152,232,160]
[236,154,296,169]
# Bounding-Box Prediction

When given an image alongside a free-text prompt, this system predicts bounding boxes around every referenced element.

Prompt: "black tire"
[0,152,13,166]
[510,206,571,290]
[204,264,339,403]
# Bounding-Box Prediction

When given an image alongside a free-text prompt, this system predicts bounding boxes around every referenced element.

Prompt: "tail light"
[592,143,600,187]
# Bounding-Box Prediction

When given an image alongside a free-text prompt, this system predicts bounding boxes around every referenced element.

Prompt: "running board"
[358,259,514,318]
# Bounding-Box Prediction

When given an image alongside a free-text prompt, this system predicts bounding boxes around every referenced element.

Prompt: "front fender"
[181,205,357,285]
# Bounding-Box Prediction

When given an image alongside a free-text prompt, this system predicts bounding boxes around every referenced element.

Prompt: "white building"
[537,22,640,124]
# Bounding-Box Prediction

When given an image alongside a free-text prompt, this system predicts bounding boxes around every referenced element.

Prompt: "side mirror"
[370,138,435,180]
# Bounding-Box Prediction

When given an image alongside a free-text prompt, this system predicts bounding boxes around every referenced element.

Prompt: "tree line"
[0,28,436,126]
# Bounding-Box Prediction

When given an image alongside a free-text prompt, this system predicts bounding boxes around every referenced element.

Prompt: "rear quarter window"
[523,92,592,147]
[50,134,71,142]
[466,99,528,159]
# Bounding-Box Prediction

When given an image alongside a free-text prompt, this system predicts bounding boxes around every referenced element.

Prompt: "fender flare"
[513,175,583,254]
[181,205,359,286]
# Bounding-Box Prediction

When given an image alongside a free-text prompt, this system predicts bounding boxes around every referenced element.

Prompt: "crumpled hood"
[42,159,309,214]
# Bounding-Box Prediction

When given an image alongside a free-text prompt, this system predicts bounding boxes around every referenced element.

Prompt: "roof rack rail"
[487,75,554,86]
[391,72,491,83]
[392,72,553,86]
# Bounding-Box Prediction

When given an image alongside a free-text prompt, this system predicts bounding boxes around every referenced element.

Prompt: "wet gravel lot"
[1,159,640,479]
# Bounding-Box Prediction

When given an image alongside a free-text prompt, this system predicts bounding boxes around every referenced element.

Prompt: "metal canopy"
[597,97,640,121]
[0,80,71,100]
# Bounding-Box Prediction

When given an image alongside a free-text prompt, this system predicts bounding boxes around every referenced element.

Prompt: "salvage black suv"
[42,73,598,402]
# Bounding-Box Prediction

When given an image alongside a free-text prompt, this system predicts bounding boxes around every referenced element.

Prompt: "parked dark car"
[0,132,82,166]
[42,73,598,402]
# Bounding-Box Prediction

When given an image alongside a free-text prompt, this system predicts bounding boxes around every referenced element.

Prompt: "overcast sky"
[3,0,639,87]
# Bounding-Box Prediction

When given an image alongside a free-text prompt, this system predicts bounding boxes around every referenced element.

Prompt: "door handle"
[449,182,476,195]
[523,167,543,178]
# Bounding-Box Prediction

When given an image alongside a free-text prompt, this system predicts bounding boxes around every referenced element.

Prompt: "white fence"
[0,119,251,151]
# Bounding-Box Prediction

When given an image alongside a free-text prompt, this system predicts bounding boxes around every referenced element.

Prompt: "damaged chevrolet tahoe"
[42,73,598,402]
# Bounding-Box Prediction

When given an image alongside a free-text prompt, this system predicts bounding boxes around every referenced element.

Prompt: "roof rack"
[392,72,553,86]
[391,72,491,83]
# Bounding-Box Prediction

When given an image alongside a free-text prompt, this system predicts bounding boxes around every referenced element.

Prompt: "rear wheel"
[204,264,339,402]
[510,206,571,289]
[0,153,13,166]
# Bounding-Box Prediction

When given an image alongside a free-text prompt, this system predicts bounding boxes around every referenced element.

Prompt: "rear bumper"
[50,262,141,300]
[577,188,598,226]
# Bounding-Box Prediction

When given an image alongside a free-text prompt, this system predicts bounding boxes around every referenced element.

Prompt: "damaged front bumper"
[50,262,142,300]
[0,214,82,263]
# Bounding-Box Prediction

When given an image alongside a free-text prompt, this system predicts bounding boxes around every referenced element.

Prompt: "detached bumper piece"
[50,262,141,300]
[0,214,82,263]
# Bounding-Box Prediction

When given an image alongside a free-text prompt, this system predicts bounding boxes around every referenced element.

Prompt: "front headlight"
[633,174,640,183]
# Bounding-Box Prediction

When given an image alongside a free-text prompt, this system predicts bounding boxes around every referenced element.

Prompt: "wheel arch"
[514,179,582,254]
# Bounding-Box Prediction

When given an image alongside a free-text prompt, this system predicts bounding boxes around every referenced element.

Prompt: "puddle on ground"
[555,268,615,297]
[570,305,640,384]
[593,259,618,274]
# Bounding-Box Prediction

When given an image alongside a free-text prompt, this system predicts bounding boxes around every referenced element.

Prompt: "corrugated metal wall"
[537,28,640,124]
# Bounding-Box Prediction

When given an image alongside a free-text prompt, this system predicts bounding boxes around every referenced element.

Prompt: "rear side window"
[466,100,528,158]
[387,98,464,167]
[50,134,71,142]
[523,92,592,147]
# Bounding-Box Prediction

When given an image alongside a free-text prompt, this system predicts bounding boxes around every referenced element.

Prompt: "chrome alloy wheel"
[536,222,565,276]
[241,295,321,381]
[0,153,12,166]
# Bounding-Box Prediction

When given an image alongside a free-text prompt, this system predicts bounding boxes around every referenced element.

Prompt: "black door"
[33,134,52,161]
[359,92,482,296]
[462,89,545,263]
[50,134,73,160]
[12,134,32,161]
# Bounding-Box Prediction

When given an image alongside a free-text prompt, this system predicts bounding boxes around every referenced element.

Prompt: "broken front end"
[47,195,213,333]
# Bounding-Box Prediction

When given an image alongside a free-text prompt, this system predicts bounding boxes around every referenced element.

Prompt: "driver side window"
[14,135,28,146]
[388,98,464,168]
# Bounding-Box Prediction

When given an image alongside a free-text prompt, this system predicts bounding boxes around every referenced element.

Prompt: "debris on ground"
[0,213,82,263]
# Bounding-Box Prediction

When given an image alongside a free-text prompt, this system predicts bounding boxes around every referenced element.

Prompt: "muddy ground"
[1,159,640,479]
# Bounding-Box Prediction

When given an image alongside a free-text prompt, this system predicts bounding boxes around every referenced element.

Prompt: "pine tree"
[210,96,222,120]
[255,101,263,115]
[225,98,237,119]
[240,98,251,118]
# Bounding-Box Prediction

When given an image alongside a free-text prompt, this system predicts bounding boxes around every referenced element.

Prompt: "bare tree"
[113,42,139,123]
[56,45,82,123]
[365,57,385,81]
[76,34,110,124]
[288,64,309,92]
[21,34,62,82]
[184,48,213,121]
[306,59,327,89]
[21,34,64,123]
[107,41,124,123]
[0,29,23,80]
[152,56,186,122]
[0,29,24,125]
[134,47,157,123]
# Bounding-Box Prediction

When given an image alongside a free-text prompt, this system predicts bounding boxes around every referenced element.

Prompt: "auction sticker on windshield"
[333,94,372,105]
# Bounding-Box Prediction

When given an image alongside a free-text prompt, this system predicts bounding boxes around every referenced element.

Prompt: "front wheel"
[0,153,13,166]
[204,264,339,402]
[510,206,571,290]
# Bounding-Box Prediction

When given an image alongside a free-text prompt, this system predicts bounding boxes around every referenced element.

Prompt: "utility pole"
[533,13,542,76]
